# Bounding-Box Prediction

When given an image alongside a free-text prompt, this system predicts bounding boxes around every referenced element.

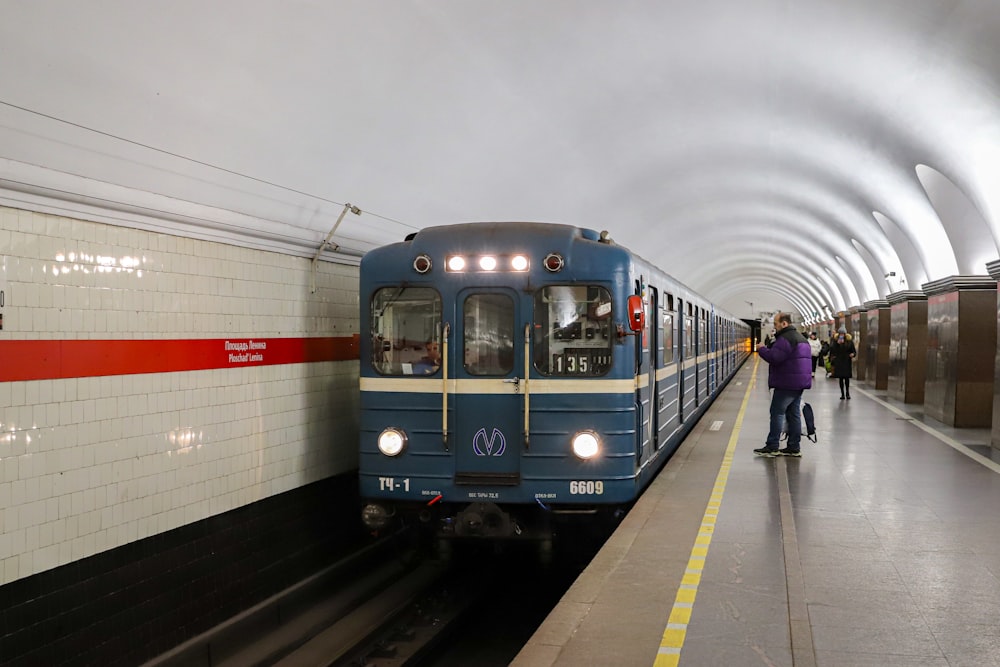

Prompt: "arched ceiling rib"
[872,211,931,291]
[0,1,999,317]
[916,165,996,275]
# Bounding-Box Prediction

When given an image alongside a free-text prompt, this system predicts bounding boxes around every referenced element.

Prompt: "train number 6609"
[569,480,604,495]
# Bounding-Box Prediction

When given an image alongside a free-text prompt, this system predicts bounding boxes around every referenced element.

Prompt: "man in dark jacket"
[754,312,812,457]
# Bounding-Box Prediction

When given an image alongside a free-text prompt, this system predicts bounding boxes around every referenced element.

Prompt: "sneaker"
[778,448,802,457]
[753,447,779,457]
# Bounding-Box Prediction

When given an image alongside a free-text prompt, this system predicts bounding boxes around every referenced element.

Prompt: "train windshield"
[463,293,515,375]
[533,285,613,376]
[370,287,442,375]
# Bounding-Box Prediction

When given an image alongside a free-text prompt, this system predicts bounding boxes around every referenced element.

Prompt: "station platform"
[512,355,1000,667]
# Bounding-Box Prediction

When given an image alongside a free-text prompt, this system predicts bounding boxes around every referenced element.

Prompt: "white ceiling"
[2,0,999,321]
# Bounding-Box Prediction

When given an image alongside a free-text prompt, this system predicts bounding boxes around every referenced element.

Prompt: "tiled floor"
[514,359,1000,667]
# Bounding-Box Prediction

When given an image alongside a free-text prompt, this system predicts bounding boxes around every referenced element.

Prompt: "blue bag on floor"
[781,402,817,443]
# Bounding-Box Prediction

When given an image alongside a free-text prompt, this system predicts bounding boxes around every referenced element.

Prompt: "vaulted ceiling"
[2,1,999,321]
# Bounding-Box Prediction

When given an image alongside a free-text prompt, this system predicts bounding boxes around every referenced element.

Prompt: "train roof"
[365,221,744,323]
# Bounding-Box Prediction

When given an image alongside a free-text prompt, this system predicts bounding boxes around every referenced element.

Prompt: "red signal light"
[544,253,564,272]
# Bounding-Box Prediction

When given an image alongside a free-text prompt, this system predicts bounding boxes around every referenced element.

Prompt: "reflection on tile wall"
[0,206,361,585]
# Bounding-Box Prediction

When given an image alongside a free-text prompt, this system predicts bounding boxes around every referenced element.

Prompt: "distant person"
[807,331,821,377]
[413,340,441,374]
[754,312,812,457]
[818,337,831,377]
[829,327,856,399]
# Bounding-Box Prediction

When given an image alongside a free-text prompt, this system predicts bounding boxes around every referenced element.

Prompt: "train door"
[452,288,523,485]
[661,293,680,440]
[647,287,659,452]
[677,298,686,423]
[693,308,701,407]
[683,304,695,417]
[712,315,720,391]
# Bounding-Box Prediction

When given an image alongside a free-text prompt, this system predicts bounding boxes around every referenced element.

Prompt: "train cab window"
[533,285,613,376]
[463,293,515,375]
[370,287,442,375]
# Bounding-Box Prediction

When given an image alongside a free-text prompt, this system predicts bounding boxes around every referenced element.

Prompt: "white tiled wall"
[0,206,360,584]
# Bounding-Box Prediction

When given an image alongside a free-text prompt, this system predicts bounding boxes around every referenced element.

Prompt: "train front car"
[359,222,641,544]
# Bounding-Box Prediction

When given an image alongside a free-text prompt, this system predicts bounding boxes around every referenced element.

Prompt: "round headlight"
[511,255,529,271]
[447,256,466,272]
[572,431,600,459]
[479,255,497,271]
[362,503,391,530]
[378,428,407,456]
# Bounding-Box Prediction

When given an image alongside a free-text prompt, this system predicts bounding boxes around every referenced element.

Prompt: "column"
[887,291,927,404]
[862,300,890,390]
[923,275,997,427]
[849,306,868,382]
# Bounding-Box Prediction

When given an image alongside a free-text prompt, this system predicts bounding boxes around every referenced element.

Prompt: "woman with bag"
[829,327,857,399]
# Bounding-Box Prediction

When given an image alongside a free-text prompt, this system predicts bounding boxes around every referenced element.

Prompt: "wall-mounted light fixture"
[311,202,362,292]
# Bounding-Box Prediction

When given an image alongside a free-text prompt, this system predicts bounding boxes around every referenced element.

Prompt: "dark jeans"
[839,378,851,397]
[766,388,803,450]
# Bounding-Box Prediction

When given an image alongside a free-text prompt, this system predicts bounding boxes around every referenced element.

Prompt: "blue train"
[359,222,750,544]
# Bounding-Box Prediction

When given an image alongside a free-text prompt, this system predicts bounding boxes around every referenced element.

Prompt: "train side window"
[663,311,674,364]
[463,293,515,375]
[370,286,442,375]
[533,285,613,376]
[685,316,694,359]
[700,309,708,352]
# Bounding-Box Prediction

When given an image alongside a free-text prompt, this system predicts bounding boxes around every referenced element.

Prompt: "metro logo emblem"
[472,428,507,456]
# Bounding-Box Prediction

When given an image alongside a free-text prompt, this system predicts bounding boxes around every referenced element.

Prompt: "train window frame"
[663,300,674,364]
[699,307,707,354]
[532,285,614,377]
[370,286,443,376]
[685,315,694,360]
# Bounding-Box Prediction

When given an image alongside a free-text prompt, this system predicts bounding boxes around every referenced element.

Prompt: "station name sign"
[225,339,267,363]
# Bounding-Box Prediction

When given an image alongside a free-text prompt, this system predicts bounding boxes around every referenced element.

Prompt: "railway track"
[144,534,476,667]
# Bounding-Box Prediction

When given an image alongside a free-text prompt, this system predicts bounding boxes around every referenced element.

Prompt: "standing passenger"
[818,337,831,377]
[829,327,856,399]
[753,313,813,457]
[807,331,821,377]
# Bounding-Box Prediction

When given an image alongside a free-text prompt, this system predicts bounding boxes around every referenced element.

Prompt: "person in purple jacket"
[754,312,813,457]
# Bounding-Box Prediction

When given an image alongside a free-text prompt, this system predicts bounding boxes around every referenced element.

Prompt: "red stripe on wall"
[0,335,360,382]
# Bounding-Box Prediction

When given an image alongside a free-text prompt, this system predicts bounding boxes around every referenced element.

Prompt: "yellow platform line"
[654,357,759,667]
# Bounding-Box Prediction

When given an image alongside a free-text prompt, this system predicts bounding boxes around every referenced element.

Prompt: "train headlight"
[362,503,391,530]
[511,255,529,271]
[571,431,600,459]
[447,256,466,272]
[378,428,408,456]
[479,255,497,271]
